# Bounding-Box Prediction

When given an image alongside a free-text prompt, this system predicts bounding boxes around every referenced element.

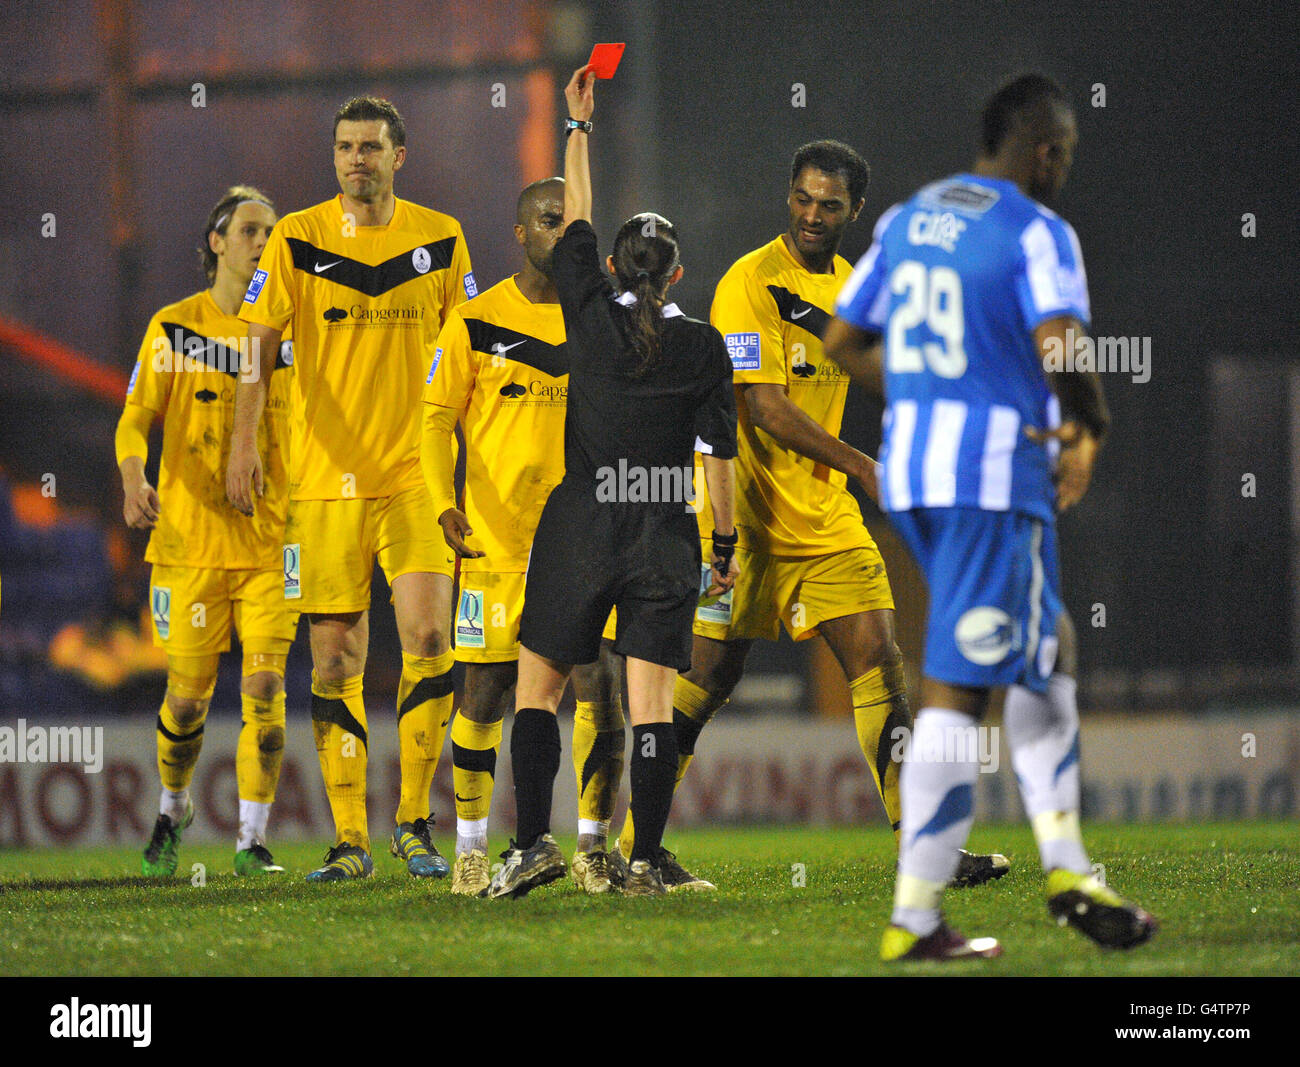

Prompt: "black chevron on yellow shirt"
[160,323,292,377]
[764,285,831,339]
[463,319,569,378]
[286,235,459,297]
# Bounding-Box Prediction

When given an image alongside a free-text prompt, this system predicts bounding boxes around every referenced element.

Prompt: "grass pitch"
[0,822,1294,977]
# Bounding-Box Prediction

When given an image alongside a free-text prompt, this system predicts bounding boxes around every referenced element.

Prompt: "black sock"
[511,707,561,849]
[673,706,705,755]
[629,722,678,863]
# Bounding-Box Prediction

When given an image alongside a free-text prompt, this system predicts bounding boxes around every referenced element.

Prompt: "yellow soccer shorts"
[283,485,456,614]
[455,569,617,664]
[149,564,299,657]
[693,543,895,643]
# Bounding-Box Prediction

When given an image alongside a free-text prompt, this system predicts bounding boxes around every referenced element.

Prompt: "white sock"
[577,818,608,842]
[1005,675,1090,874]
[891,708,980,936]
[237,799,271,851]
[160,788,189,823]
[457,817,488,856]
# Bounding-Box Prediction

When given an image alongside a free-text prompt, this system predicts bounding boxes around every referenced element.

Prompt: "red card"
[586,43,625,79]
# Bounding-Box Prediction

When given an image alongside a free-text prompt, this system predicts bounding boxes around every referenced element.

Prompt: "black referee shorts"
[519,484,700,671]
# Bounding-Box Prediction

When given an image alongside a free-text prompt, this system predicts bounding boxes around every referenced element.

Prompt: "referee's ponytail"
[612,213,680,378]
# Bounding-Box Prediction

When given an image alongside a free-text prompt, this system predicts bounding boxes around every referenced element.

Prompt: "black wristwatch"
[564,118,593,136]
[712,529,739,567]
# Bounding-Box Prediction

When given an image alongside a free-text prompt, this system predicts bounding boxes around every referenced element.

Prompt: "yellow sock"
[573,700,626,829]
[850,660,913,839]
[156,698,206,793]
[237,691,286,804]
[450,712,501,828]
[617,675,723,858]
[311,672,369,851]
[396,649,455,825]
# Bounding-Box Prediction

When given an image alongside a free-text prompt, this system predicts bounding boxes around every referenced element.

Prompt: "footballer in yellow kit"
[613,141,1009,890]
[116,185,297,878]
[422,177,625,896]
[230,96,472,882]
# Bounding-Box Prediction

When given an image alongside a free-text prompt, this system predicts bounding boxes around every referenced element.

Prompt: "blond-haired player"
[118,184,296,877]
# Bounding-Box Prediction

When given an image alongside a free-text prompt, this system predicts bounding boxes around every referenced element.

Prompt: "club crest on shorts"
[456,589,485,648]
[151,586,171,640]
[283,543,301,600]
[696,563,733,624]
[955,606,1014,665]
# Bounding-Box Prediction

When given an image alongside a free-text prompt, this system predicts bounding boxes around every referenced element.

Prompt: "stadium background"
[0,0,1295,844]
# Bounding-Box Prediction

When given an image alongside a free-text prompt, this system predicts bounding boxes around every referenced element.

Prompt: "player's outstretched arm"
[115,405,160,529]
[562,65,594,225]
[701,453,739,596]
[822,317,885,398]
[226,322,280,515]
[1031,315,1109,511]
[743,383,879,501]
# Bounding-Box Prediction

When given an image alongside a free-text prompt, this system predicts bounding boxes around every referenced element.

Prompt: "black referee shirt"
[552,220,737,504]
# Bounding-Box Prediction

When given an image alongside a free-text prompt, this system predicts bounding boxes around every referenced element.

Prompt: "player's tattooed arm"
[822,317,884,398]
[742,383,879,502]
[226,322,281,515]
[1030,315,1109,511]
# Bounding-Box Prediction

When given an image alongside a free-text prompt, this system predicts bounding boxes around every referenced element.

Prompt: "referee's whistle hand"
[706,555,740,598]
[439,508,485,558]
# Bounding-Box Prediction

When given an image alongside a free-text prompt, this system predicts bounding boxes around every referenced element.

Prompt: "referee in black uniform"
[488,66,740,898]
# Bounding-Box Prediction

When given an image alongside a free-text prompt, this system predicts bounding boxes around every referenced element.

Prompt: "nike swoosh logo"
[314,260,342,273]
[491,340,527,355]
[455,793,480,803]
[791,306,812,319]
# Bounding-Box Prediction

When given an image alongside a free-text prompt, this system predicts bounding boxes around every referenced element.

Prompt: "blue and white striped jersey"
[836,173,1089,522]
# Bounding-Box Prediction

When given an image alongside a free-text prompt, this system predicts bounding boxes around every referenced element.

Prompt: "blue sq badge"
[725,332,760,371]
[244,268,268,304]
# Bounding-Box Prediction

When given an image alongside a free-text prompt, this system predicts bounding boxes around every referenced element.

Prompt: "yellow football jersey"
[239,195,474,500]
[703,235,870,556]
[125,289,291,569]
[423,276,568,573]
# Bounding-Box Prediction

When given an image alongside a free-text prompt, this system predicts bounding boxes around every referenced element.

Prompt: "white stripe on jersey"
[885,400,918,510]
[1045,394,1062,467]
[1020,217,1062,316]
[837,204,902,327]
[979,405,1021,510]
[921,399,965,506]
[1061,222,1091,323]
